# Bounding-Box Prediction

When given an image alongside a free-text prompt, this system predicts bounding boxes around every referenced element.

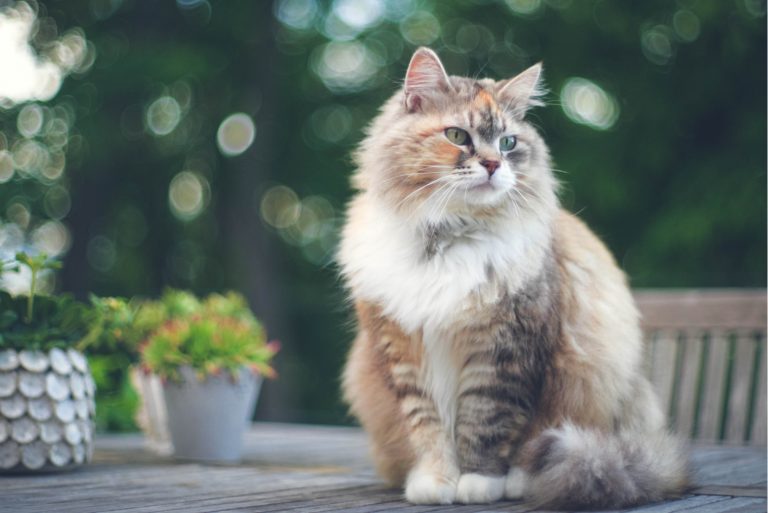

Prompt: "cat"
[338,47,688,509]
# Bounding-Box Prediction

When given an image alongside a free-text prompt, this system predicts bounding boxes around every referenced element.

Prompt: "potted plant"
[0,253,96,472]
[139,290,277,462]
[79,295,169,451]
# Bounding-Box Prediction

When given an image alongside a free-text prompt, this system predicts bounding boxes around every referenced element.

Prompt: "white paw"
[505,466,528,499]
[405,471,457,504]
[455,473,506,504]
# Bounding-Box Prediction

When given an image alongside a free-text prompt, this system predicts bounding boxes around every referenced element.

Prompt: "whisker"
[435,182,463,222]
[424,180,456,221]
[378,171,447,186]
[393,175,452,211]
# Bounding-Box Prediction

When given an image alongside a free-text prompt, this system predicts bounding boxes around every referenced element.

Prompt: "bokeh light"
[504,0,542,16]
[17,104,44,137]
[216,113,256,157]
[168,171,210,221]
[260,185,301,229]
[333,0,384,32]
[7,201,31,229]
[43,186,72,220]
[145,96,182,136]
[399,10,440,45]
[673,10,701,43]
[274,0,318,30]
[0,150,13,183]
[41,151,66,181]
[641,25,675,65]
[260,185,338,265]
[304,104,353,147]
[0,223,24,255]
[0,2,90,106]
[31,220,71,257]
[560,78,619,131]
[312,41,379,92]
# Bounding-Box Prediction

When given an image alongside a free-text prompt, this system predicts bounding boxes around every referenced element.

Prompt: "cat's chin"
[463,182,513,208]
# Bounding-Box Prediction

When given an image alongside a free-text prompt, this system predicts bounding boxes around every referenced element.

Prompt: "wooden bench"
[636,290,767,446]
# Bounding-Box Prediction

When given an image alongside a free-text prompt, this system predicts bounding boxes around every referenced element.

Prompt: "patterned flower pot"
[163,366,260,462]
[0,348,96,472]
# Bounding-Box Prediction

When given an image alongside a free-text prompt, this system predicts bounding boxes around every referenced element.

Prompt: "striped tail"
[523,423,689,510]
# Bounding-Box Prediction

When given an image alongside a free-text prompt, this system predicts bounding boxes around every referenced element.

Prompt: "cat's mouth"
[467,175,508,192]
[460,175,515,207]
[471,181,497,191]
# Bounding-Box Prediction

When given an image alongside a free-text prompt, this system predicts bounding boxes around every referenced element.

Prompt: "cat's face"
[357,48,555,224]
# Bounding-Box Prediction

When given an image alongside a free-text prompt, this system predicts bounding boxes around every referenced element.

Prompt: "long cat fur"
[338,47,688,509]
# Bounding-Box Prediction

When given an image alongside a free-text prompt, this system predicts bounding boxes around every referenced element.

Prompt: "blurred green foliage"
[0,0,764,427]
[0,290,91,350]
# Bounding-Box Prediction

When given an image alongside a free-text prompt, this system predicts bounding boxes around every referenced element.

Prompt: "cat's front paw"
[455,473,506,504]
[504,466,528,500]
[404,470,457,504]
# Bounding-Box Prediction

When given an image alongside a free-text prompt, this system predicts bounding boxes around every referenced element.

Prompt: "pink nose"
[481,159,500,176]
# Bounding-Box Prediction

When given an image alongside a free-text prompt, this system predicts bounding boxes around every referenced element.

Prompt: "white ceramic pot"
[162,366,260,462]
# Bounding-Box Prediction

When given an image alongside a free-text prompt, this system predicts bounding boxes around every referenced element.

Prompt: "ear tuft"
[404,47,452,113]
[497,62,546,116]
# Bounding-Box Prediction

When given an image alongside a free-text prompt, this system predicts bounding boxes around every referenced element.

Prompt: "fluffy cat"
[338,47,688,509]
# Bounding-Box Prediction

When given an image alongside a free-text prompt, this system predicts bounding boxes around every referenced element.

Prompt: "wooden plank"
[674,332,705,437]
[749,336,766,446]
[698,332,730,442]
[671,497,767,513]
[634,290,767,331]
[725,335,758,443]
[2,425,767,513]
[608,495,729,513]
[689,445,767,488]
[649,331,679,420]
[691,485,767,498]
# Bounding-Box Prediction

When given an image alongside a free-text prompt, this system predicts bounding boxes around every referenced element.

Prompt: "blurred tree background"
[0,0,765,429]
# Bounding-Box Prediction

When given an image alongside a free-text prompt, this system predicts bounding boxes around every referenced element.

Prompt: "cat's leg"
[453,343,536,504]
[346,303,459,504]
[343,332,414,486]
[391,351,459,503]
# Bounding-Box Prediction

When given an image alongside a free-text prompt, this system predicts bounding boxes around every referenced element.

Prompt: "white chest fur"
[339,193,552,334]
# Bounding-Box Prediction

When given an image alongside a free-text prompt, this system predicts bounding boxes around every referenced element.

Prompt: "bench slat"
[674,333,704,437]
[749,338,766,446]
[635,290,766,330]
[725,335,758,443]
[697,332,730,442]
[649,331,679,419]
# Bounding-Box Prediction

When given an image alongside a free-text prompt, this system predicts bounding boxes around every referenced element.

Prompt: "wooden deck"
[1,423,765,512]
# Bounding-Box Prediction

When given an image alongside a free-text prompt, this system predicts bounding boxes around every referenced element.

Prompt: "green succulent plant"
[139,291,278,382]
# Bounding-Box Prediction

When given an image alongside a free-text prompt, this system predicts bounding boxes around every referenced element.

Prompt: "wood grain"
[1,424,765,512]
[635,290,766,330]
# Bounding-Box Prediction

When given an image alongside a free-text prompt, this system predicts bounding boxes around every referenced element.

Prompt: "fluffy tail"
[522,423,689,510]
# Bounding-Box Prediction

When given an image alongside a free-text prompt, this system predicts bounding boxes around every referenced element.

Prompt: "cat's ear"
[404,47,453,113]
[497,62,546,116]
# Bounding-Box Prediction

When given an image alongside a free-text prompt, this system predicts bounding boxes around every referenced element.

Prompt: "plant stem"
[26,268,36,323]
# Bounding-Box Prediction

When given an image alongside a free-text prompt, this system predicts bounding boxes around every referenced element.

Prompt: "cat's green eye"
[445,127,471,146]
[499,135,517,152]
